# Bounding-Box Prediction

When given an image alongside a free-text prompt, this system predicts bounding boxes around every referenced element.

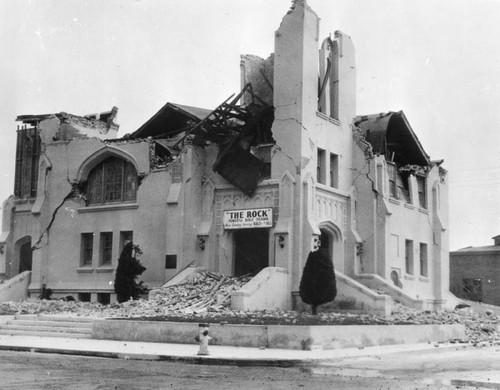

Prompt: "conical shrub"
[299,247,337,314]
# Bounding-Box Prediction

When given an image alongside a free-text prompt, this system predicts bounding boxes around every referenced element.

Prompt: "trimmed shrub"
[114,242,147,303]
[299,248,337,315]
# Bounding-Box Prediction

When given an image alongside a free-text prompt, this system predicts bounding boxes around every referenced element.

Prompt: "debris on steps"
[0,270,498,345]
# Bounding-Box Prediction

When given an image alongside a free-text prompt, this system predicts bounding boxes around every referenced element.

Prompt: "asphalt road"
[0,346,499,389]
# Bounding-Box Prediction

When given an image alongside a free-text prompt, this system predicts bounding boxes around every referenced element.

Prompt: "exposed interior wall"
[240,54,274,106]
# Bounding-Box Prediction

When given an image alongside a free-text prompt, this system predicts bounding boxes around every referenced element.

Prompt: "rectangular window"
[387,162,397,198]
[120,231,133,253]
[165,255,177,269]
[317,148,326,184]
[419,243,428,277]
[405,239,414,275]
[330,153,338,188]
[81,233,94,267]
[100,232,113,266]
[417,176,426,209]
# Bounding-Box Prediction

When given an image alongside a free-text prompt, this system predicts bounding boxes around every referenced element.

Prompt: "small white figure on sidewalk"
[196,323,211,356]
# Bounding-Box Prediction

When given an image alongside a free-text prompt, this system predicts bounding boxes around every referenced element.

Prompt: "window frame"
[86,157,137,206]
[419,242,428,277]
[80,233,94,267]
[329,152,339,188]
[417,175,427,209]
[387,162,397,198]
[317,148,326,184]
[99,232,113,266]
[405,239,414,275]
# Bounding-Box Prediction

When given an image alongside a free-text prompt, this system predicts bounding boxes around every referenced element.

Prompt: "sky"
[0,0,499,251]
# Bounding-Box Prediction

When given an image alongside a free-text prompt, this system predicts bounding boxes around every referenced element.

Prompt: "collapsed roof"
[128,83,275,196]
[354,111,431,167]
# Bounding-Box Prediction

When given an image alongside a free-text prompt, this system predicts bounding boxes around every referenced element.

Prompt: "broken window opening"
[252,143,273,180]
[416,175,427,209]
[85,157,137,205]
[388,162,411,202]
[149,139,175,168]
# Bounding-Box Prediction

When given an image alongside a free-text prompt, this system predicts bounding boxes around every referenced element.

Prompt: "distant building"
[450,236,500,306]
[0,0,450,311]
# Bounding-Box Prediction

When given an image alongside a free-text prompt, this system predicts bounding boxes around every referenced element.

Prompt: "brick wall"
[450,250,500,306]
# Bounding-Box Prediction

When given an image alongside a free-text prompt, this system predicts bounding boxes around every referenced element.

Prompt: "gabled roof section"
[354,111,431,167]
[130,102,212,139]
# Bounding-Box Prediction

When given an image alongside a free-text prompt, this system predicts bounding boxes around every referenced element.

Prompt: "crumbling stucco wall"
[240,54,274,106]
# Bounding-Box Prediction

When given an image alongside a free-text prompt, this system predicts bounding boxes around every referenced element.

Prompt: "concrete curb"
[0,335,476,367]
[0,344,308,367]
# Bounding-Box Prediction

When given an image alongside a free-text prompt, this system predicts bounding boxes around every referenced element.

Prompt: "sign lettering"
[223,208,273,229]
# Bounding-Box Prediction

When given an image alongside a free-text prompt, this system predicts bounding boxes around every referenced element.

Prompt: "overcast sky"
[1,0,499,251]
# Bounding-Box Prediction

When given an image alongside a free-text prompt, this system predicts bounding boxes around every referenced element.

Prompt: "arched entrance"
[16,237,32,274]
[319,222,343,272]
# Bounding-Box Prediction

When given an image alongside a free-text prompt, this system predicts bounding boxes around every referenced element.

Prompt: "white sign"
[223,208,273,229]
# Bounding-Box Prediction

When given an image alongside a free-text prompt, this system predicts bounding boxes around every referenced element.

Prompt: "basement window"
[78,293,91,302]
[97,293,110,305]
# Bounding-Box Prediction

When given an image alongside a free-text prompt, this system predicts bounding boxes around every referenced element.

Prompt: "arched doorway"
[16,237,32,274]
[319,222,343,272]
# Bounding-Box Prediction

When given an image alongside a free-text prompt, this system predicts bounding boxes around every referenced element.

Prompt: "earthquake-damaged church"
[0,1,451,314]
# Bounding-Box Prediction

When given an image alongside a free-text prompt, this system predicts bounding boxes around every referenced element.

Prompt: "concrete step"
[0,329,92,339]
[7,320,93,328]
[0,324,92,334]
[14,314,95,323]
[2,315,95,339]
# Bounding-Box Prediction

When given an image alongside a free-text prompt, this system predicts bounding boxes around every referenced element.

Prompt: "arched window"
[14,127,40,199]
[86,157,137,205]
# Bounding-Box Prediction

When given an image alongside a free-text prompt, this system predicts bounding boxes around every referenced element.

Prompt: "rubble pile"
[148,271,251,312]
[0,272,498,344]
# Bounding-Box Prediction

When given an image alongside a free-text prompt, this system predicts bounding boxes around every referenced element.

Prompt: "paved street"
[1,345,499,389]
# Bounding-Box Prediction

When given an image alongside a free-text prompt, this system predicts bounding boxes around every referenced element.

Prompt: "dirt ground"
[1,345,499,390]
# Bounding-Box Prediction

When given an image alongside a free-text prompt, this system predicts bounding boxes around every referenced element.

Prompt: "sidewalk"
[0,334,471,367]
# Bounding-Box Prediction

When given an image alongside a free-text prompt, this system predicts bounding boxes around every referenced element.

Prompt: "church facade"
[0,1,450,310]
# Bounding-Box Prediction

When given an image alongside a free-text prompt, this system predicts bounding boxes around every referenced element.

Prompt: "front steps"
[0,315,94,339]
